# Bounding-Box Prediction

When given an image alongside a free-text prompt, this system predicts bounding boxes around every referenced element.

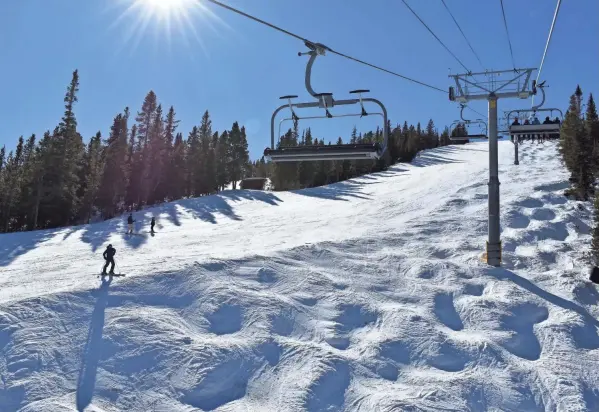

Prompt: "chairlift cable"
[533,0,562,106]
[401,0,471,73]
[440,0,484,69]
[203,0,446,93]
[499,0,517,69]
[466,106,486,119]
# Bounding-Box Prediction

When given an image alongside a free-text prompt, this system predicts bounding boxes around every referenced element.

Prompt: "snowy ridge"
[1,142,598,411]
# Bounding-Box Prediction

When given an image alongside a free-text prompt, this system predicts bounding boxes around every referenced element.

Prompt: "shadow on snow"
[76,275,113,411]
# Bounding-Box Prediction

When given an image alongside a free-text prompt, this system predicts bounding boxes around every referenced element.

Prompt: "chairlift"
[263,42,388,162]
[507,83,563,141]
[449,104,488,144]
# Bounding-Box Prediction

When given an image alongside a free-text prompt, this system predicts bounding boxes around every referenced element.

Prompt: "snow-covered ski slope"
[1,141,598,411]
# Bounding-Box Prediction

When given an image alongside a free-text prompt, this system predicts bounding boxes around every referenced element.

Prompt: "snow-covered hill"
[1,141,598,411]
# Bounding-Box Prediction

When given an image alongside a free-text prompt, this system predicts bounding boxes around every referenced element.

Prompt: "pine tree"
[169,132,187,199]
[135,91,158,206]
[147,104,166,203]
[126,125,142,208]
[187,126,201,196]
[584,94,599,173]
[1,139,23,231]
[228,121,249,189]
[51,70,85,226]
[0,146,5,218]
[198,110,214,195]
[80,132,105,223]
[426,119,437,148]
[592,190,599,266]
[31,131,52,229]
[560,88,594,200]
[215,130,230,191]
[163,106,180,199]
[97,112,130,217]
[206,131,218,193]
[16,134,38,230]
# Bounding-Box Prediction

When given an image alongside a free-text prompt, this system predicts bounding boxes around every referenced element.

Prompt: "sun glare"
[142,0,192,16]
[109,0,231,56]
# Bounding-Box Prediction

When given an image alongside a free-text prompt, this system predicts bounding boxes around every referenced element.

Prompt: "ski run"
[1,140,598,411]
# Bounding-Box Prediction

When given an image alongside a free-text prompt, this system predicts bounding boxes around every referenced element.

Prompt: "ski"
[96,273,126,277]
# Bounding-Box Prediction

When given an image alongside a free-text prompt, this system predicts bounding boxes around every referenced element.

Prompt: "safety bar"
[278,112,384,144]
[266,46,388,162]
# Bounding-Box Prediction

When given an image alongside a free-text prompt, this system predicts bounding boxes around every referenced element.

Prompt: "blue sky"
[1,0,597,160]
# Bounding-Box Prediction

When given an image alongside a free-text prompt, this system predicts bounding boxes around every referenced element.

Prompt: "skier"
[127,213,135,234]
[150,216,156,233]
[102,244,116,275]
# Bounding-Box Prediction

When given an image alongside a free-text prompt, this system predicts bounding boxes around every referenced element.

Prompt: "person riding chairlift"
[511,117,520,142]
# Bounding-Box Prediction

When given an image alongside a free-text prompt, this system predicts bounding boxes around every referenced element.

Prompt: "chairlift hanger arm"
[270,96,388,156]
[531,84,546,111]
[267,50,389,162]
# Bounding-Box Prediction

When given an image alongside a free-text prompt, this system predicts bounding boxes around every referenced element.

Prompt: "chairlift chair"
[448,104,488,144]
[508,109,563,141]
[263,42,388,162]
[507,84,563,141]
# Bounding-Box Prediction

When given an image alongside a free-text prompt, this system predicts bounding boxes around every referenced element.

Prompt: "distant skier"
[150,216,156,233]
[127,213,135,234]
[102,244,116,275]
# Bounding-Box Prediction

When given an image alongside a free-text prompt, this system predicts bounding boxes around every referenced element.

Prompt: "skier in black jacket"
[150,216,156,233]
[127,213,135,234]
[102,244,116,275]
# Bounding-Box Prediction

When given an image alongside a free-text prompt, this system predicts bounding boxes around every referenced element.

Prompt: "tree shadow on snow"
[76,275,113,411]
[411,152,463,167]
[158,190,283,226]
[0,230,56,267]
[487,268,599,328]
[292,180,373,201]
[80,218,124,253]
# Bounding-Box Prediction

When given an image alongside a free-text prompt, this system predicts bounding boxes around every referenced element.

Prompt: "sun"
[109,0,231,56]
[140,0,194,18]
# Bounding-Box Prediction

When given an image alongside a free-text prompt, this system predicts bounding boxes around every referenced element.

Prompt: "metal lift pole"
[449,68,537,267]
[487,93,501,266]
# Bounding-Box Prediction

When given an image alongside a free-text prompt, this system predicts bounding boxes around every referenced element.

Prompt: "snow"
[1,141,598,411]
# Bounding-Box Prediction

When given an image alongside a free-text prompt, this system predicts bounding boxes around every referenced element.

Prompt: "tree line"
[0,70,452,234]
[257,118,450,190]
[0,70,250,232]
[556,85,599,275]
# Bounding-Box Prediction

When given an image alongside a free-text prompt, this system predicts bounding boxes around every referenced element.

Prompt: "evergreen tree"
[584,94,599,173]
[147,104,167,203]
[187,126,201,196]
[1,138,24,231]
[198,110,214,195]
[440,127,451,146]
[168,132,187,199]
[561,87,594,200]
[592,190,599,266]
[0,146,5,224]
[16,134,38,229]
[135,91,158,205]
[57,70,85,225]
[97,112,129,217]
[228,121,249,189]
[215,130,230,191]
[80,132,105,222]
[426,119,437,148]
[163,106,180,199]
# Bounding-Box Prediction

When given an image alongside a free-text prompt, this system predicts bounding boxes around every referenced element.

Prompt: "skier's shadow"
[76,275,113,411]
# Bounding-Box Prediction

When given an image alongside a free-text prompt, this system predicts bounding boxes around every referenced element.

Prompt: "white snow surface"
[1,141,598,411]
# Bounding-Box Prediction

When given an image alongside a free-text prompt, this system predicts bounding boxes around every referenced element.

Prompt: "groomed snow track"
[1,141,598,411]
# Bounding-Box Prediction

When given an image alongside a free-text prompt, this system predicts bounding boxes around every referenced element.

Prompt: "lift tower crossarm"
[448,67,538,267]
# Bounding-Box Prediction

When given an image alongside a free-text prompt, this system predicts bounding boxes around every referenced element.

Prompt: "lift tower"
[449,68,537,267]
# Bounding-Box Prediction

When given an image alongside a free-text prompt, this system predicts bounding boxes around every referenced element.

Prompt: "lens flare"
[108,0,231,57]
